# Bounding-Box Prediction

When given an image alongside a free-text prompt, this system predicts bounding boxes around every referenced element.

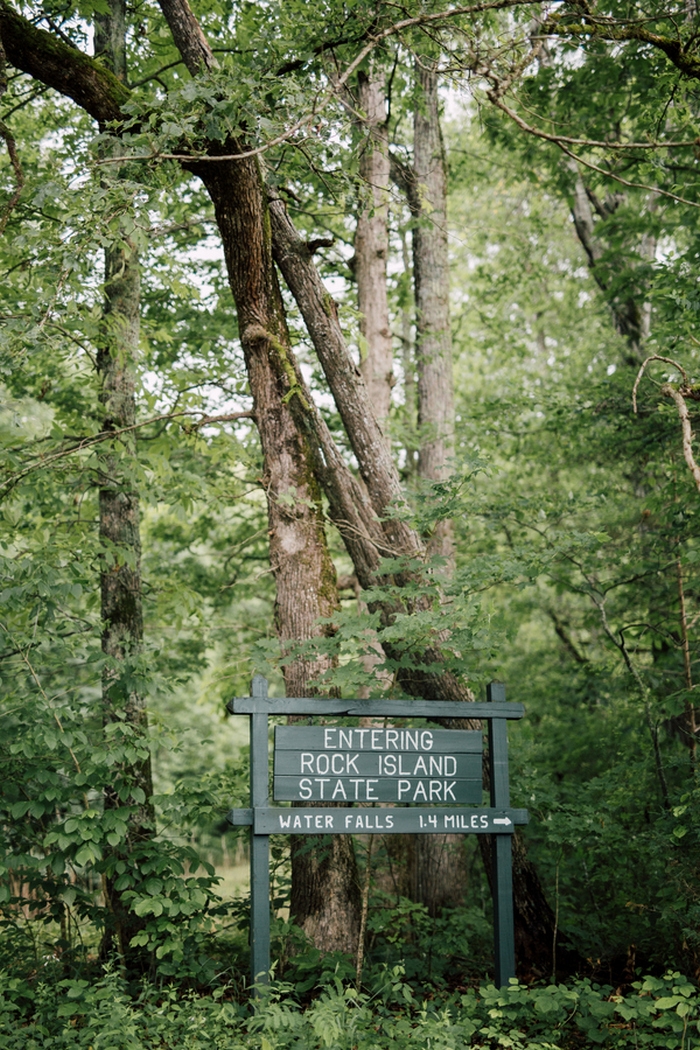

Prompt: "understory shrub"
[0,967,698,1049]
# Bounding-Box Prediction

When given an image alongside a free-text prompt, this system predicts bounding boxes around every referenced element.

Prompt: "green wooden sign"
[227,676,527,990]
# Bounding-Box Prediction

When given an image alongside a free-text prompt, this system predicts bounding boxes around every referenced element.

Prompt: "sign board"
[226,677,527,991]
[273,726,483,803]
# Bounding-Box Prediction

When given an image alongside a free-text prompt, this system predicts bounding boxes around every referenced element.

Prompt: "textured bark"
[354,65,393,424]
[95,0,153,971]
[270,197,420,562]
[413,61,455,562]
[191,156,361,950]
[404,61,462,909]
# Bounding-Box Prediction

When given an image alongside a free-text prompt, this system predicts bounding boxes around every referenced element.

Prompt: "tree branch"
[0,0,128,124]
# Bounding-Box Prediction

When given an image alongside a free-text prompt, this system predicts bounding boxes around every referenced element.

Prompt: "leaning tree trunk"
[94,0,154,973]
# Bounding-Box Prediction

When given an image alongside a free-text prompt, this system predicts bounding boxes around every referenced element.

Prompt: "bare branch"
[632,354,689,413]
[486,93,700,208]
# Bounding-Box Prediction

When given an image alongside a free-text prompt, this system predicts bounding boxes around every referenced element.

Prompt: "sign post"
[227,676,527,988]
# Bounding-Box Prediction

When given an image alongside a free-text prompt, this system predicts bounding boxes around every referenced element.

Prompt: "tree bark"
[154,0,361,952]
[413,60,455,562]
[406,59,464,912]
[94,0,154,971]
[354,64,393,425]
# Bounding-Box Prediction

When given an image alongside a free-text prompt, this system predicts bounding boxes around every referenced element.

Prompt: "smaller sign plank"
[254,806,528,835]
[274,750,482,778]
[274,726,483,753]
[273,775,482,803]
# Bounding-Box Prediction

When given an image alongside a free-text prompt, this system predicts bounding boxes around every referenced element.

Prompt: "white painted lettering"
[345,814,354,829]
[480,814,488,828]
[314,777,330,798]
[398,779,411,799]
[444,781,456,802]
[346,753,359,774]
[371,729,382,749]
[301,753,313,773]
[339,729,353,749]
[293,815,302,829]
[315,815,324,828]
[385,814,394,828]
[386,729,399,749]
[325,815,333,828]
[444,756,456,776]
[413,782,428,802]
[316,753,329,774]
[279,815,292,829]
[420,731,434,751]
[324,729,336,748]
[366,779,378,800]
[299,778,312,800]
[414,756,428,776]
[331,779,347,800]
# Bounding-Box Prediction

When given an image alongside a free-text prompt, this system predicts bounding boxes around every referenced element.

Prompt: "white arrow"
[493,817,512,826]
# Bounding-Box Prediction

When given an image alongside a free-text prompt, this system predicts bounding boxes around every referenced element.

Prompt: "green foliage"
[1,967,700,1049]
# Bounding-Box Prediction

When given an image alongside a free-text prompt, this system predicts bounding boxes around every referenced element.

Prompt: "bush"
[1,967,698,1049]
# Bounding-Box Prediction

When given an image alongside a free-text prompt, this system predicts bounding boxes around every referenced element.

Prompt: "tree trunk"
[413,60,455,562]
[406,59,465,913]
[354,64,393,425]
[154,0,361,952]
[94,0,154,972]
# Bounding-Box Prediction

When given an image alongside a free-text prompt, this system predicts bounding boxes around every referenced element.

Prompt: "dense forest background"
[2,0,700,1044]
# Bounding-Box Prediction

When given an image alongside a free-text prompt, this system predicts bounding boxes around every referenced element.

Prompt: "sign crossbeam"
[226,676,527,990]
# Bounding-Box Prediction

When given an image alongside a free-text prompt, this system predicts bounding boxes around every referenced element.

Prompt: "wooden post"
[487,680,516,987]
[250,674,270,986]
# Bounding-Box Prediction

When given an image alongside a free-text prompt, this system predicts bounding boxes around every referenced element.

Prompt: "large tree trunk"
[191,151,361,952]
[154,0,361,952]
[354,64,393,426]
[94,0,154,973]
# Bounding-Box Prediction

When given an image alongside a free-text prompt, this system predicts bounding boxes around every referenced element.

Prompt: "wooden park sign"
[227,675,528,988]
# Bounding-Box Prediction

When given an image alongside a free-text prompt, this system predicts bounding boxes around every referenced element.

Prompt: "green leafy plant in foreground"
[1,967,699,1049]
